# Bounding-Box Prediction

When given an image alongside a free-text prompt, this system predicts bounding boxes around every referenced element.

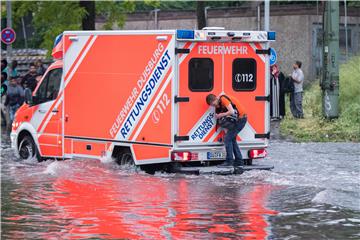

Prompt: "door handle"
[52,108,59,113]
[38,109,46,113]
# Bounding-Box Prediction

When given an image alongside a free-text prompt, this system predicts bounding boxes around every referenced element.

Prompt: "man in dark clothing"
[21,64,39,92]
[5,77,24,123]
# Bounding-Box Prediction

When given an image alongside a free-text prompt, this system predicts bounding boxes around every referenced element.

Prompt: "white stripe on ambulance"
[114,48,172,140]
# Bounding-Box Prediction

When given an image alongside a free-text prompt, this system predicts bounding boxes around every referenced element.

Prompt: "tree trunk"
[79,1,95,30]
[196,1,206,30]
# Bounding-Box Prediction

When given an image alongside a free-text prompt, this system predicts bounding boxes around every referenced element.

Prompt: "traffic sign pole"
[6,0,13,63]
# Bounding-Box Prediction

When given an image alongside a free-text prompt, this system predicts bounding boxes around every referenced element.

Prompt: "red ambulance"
[11,28,275,173]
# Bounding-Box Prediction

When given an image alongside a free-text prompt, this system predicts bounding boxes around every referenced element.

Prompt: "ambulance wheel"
[117,151,135,166]
[18,135,40,161]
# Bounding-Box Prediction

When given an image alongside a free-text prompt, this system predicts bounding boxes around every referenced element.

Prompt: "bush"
[280,55,360,142]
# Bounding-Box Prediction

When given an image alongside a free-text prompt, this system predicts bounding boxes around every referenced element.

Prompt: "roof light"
[267,31,276,41]
[177,30,194,39]
[53,33,63,48]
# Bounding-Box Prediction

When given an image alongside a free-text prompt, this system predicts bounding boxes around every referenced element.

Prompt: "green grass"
[280,55,360,142]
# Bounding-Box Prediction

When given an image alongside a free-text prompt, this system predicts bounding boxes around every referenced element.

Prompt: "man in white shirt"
[290,61,304,118]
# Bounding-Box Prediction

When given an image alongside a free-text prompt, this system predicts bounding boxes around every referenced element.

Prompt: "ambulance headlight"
[267,31,276,41]
[177,30,194,39]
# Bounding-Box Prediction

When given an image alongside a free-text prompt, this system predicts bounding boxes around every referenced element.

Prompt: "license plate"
[207,151,226,159]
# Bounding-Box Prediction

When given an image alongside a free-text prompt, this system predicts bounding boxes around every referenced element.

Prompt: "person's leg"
[279,93,286,118]
[233,117,247,166]
[8,105,15,122]
[294,92,304,118]
[290,92,297,117]
[232,138,243,165]
[221,128,238,166]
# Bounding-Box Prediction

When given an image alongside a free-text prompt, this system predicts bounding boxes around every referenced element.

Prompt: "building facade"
[96,4,360,83]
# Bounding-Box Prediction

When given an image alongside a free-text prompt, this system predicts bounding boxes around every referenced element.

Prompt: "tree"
[196,1,206,30]
[80,1,95,30]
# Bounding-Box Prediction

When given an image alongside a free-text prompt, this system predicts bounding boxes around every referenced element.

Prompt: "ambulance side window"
[188,58,214,92]
[34,68,62,105]
[232,58,256,91]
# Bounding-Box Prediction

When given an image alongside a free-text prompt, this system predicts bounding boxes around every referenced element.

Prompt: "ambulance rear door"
[222,40,270,145]
[174,39,223,147]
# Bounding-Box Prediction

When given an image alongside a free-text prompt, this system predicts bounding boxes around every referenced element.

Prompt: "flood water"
[1,130,360,239]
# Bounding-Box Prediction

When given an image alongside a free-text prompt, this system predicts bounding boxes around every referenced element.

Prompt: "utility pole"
[264,0,270,31]
[204,6,210,27]
[321,1,339,119]
[6,0,13,63]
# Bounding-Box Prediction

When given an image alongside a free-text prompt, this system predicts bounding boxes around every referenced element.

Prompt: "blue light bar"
[177,30,194,39]
[54,33,63,48]
[267,31,276,41]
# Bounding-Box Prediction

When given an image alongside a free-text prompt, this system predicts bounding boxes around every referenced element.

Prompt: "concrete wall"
[96,4,360,83]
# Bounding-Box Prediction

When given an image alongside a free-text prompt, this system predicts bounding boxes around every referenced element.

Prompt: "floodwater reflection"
[2,158,277,239]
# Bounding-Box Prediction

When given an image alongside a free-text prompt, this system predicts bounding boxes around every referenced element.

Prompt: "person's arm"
[216,102,235,119]
[291,71,302,83]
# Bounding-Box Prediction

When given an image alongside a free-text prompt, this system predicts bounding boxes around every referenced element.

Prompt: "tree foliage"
[133,1,245,11]
[8,1,140,53]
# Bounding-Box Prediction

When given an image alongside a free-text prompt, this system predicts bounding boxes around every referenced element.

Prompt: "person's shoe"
[233,159,244,167]
[218,161,234,168]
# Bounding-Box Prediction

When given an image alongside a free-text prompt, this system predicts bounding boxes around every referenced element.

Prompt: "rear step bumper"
[174,164,274,175]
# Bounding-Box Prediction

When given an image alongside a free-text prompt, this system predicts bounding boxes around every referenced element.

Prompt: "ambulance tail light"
[171,151,199,161]
[176,30,194,39]
[267,31,276,41]
[248,149,267,159]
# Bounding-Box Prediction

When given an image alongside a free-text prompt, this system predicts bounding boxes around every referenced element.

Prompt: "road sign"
[1,27,16,45]
[269,48,277,66]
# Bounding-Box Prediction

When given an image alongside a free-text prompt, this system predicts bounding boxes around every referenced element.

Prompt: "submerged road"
[1,131,359,239]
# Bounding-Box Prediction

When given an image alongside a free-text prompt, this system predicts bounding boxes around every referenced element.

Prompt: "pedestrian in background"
[35,59,46,76]
[5,76,24,123]
[1,71,10,127]
[10,60,19,78]
[290,60,304,118]
[21,63,39,92]
[270,64,286,119]
[1,59,9,76]
[1,72,9,88]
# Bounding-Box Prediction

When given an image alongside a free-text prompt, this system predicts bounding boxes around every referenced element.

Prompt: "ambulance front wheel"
[18,134,40,161]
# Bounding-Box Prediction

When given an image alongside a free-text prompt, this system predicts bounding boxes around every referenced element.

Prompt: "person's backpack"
[283,76,294,93]
[216,95,239,130]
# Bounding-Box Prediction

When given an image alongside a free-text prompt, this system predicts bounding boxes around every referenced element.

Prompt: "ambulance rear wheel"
[18,135,40,161]
[117,151,135,166]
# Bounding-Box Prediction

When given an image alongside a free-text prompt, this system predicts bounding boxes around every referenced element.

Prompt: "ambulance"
[11,28,275,173]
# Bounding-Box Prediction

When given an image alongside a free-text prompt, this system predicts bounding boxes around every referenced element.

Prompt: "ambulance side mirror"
[24,88,33,105]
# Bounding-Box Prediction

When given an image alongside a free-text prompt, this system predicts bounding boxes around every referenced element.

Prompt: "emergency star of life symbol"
[1,28,16,44]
